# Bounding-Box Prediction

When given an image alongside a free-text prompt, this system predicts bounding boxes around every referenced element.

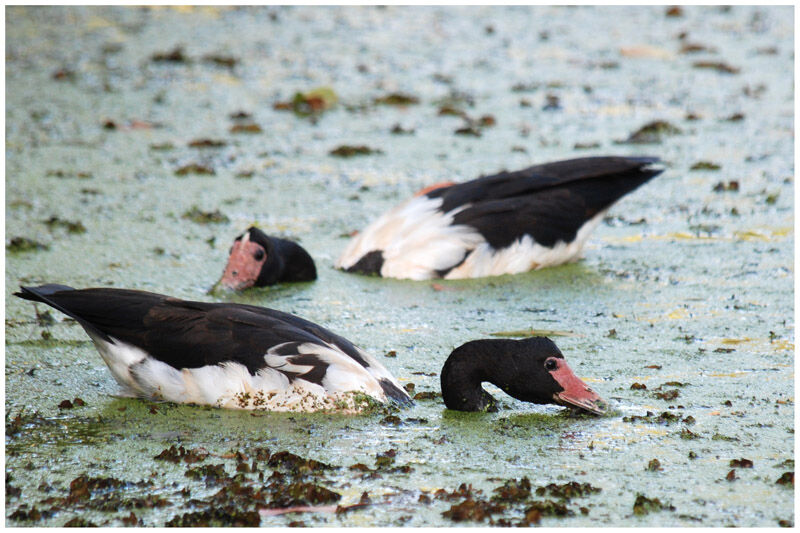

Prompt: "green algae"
[5,4,794,528]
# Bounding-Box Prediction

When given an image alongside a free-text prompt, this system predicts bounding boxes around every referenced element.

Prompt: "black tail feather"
[378,378,414,407]
[14,284,113,343]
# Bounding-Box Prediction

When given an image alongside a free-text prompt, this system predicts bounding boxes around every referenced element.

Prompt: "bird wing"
[429,156,662,249]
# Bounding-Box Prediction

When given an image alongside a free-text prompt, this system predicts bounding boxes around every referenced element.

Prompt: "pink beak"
[550,360,606,415]
[218,240,266,290]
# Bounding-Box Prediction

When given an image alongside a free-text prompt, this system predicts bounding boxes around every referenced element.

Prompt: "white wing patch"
[336,195,484,280]
[338,194,609,280]
[282,342,387,399]
[87,336,392,412]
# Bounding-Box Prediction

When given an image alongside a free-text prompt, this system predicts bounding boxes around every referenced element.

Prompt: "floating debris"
[52,68,76,81]
[46,170,93,179]
[229,123,263,134]
[329,145,383,157]
[654,389,679,401]
[442,498,506,523]
[151,47,189,63]
[455,124,481,137]
[542,94,561,111]
[680,428,700,440]
[492,477,531,502]
[680,42,717,54]
[511,82,541,93]
[203,54,238,68]
[535,481,601,500]
[478,114,496,127]
[154,445,210,464]
[618,120,682,144]
[189,139,227,148]
[274,87,338,117]
[622,411,692,425]
[167,508,260,527]
[267,451,333,474]
[632,494,675,515]
[646,459,662,471]
[693,61,740,74]
[57,398,86,409]
[182,207,229,224]
[43,216,86,234]
[665,6,683,17]
[185,464,227,483]
[524,499,572,517]
[574,141,600,150]
[723,112,745,122]
[690,161,721,171]
[390,123,415,135]
[438,105,466,118]
[730,458,753,468]
[373,92,419,106]
[9,505,52,522]
[712,180,740,192]
[175,163,216,176]
[6,237,49,253]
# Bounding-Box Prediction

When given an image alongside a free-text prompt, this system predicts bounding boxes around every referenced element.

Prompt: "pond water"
[5,5,794,527]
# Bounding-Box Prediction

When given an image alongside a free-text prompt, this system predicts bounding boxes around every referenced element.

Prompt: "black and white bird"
[217,226,316,290]
[336,156,662,280]
[15,284,409,412]
[441,336,605,414]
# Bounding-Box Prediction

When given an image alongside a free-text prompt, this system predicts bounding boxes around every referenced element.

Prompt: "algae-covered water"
[5,5,794,527]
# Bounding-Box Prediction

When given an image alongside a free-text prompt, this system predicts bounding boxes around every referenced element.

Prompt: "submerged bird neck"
[441,343,510,412]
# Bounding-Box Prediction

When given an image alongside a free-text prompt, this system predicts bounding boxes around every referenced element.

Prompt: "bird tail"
[15,284,112,342]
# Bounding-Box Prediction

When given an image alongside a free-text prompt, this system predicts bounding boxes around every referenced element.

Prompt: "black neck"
[440,341,516,412]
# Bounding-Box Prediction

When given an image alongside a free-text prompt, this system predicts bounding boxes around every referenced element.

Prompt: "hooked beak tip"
[554,392,607,416]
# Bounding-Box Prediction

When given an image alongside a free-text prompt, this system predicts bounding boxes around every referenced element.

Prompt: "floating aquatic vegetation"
[632,493,675,515]
[6,237,49,253]
[181,206,229,224]
[329,145,383,157]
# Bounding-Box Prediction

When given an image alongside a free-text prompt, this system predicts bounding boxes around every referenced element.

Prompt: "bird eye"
[544,358,558,371]
[254,249,265,261]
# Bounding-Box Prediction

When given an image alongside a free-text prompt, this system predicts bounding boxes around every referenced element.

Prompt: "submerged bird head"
[440,336,606,415]
[218,226,271,291]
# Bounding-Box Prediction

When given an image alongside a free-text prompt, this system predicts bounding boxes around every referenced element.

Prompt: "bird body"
[337,156,662,280]
[15,285,409,412]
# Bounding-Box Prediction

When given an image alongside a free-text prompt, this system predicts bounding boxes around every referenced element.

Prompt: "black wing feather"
[427,156,662,249]
[15,285,369,376]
